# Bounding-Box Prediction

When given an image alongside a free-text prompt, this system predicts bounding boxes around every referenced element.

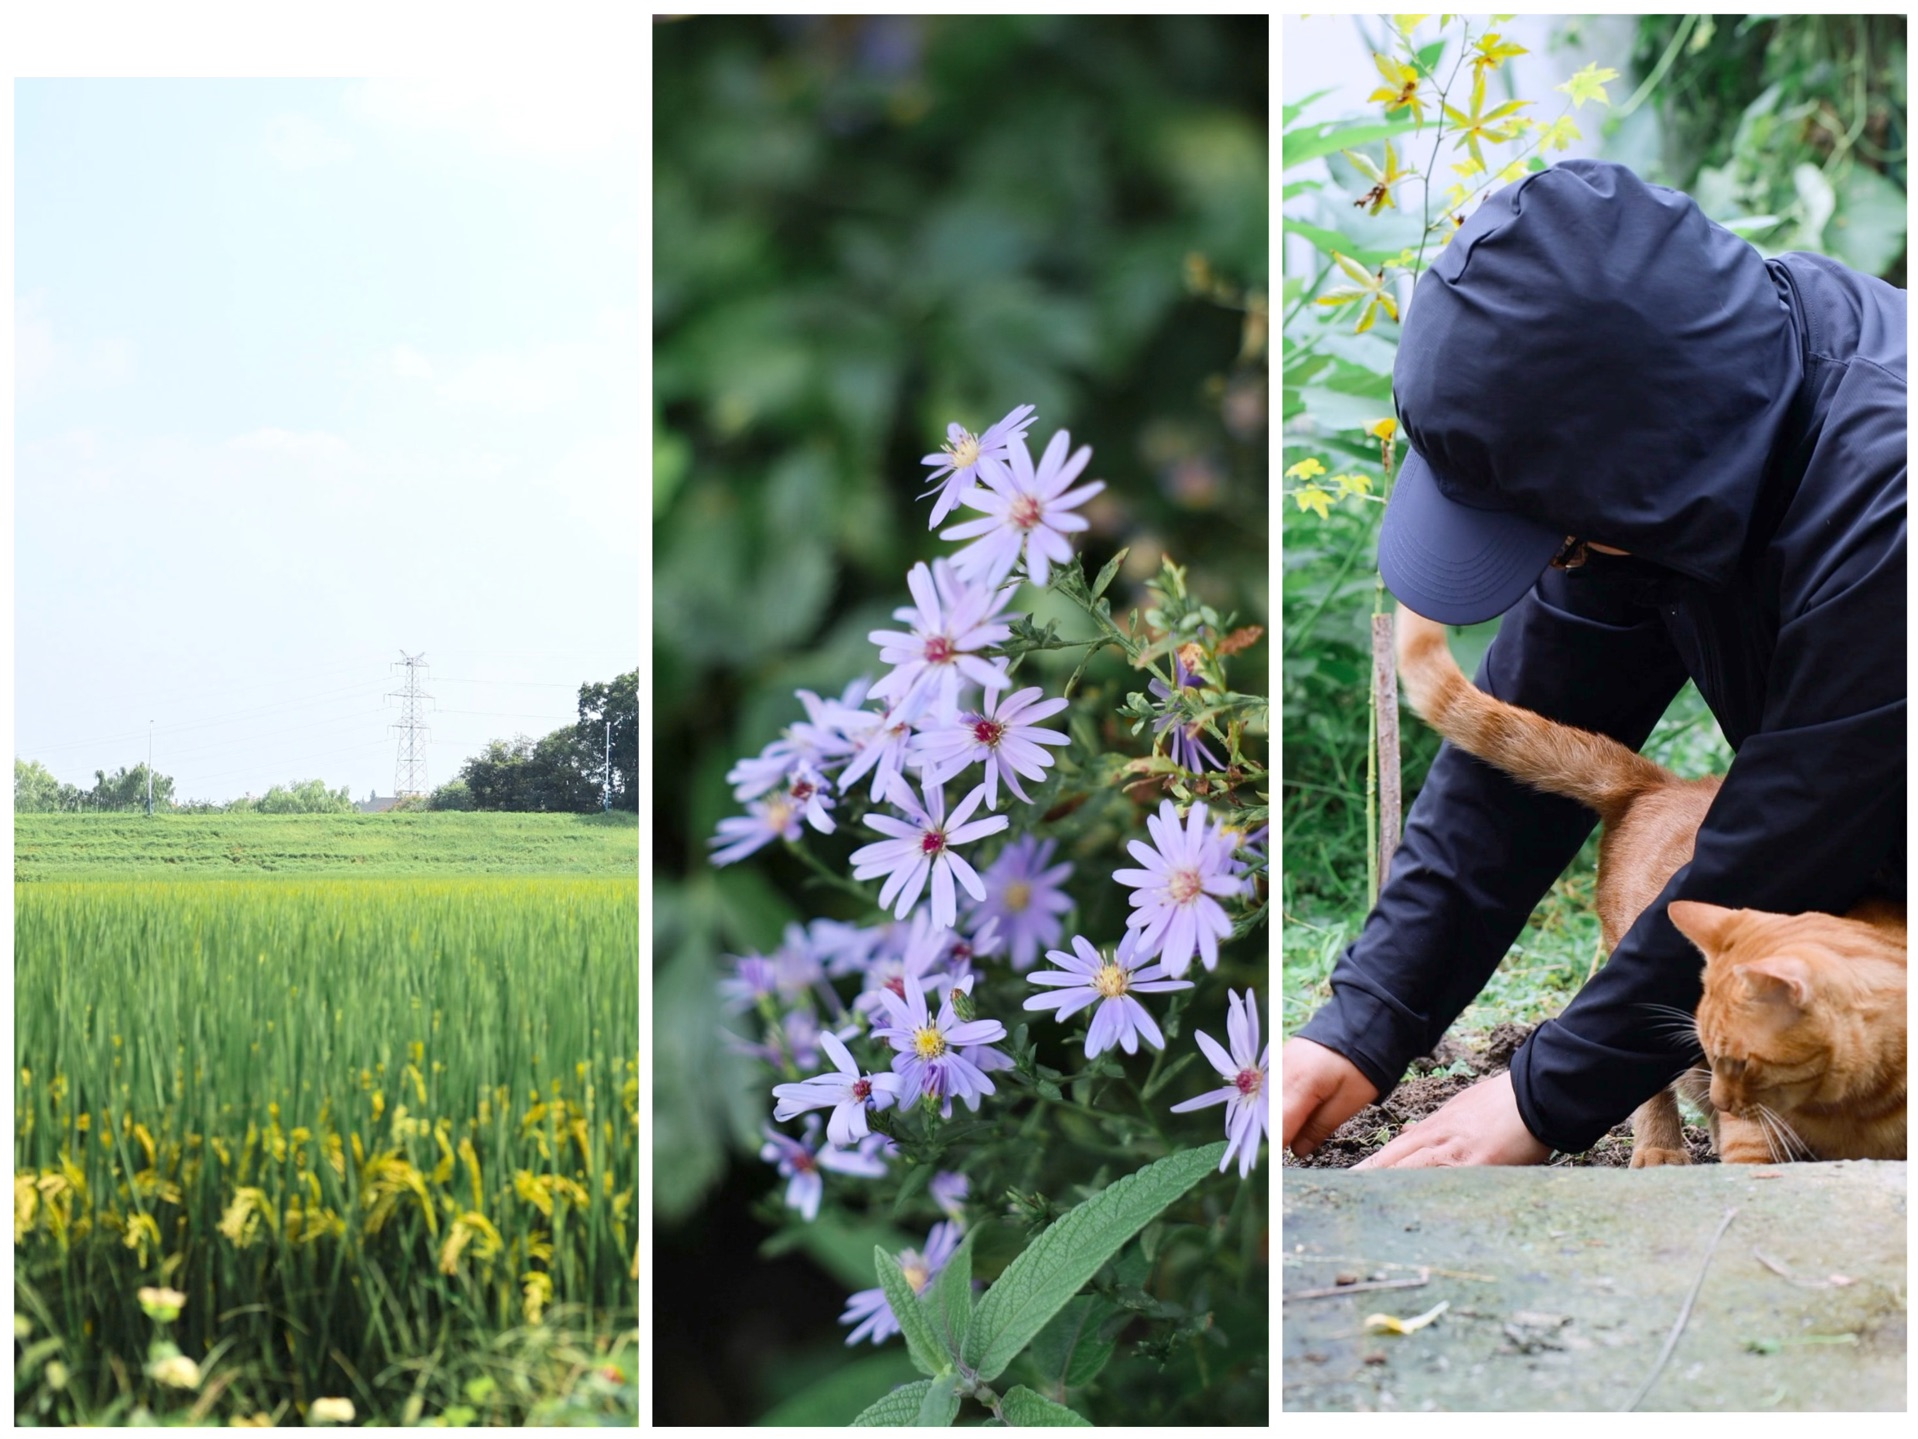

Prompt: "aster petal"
[1085,1000,1123,1057]
[947,814,1010,846]
[946,1017,1007,1046]
[818,1030,859,1077]
[930,859,957,930]
[1169,1084,1235,1113]
[1192,1028,1236,1081]
[944,848,988,902]
[1124,997,1164,1051]
[1025,987,1101,1021]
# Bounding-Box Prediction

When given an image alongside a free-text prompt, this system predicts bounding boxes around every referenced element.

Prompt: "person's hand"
[1351,1070,1551,1169]
[1281,1036,1379,1157]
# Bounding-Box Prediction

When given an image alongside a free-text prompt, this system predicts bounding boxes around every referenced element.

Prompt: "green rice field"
[14,867,638,1426]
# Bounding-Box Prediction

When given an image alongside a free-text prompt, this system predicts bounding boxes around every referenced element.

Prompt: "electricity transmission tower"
[388,652,432,798]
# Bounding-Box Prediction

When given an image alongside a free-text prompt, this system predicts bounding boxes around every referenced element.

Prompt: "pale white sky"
[13,74,639,802]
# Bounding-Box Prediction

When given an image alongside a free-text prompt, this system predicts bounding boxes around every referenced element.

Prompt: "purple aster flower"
[1169,988,1269,1179]
[872,974,1008,1117]
[760,1117,890,1222]
[854,909,962,1020]
[919,404,1037,528]
[772,1032,903,1147]
[1023,932,1193,1057]
[709,794,804,866]
[841,1220,965,1345]
[967,836,1075,972]
[1112,800,1247,977]
[867,559,1016,725]
[912,685,1071,810]
[725,680,868,801]
[850,775,1009,929]
[783,764,837,835]
[724,1007,850,1073]
[717,954,779,1014]
[834,702,921,802]
[809,917,892,979]
[929,1171,970,1223]
[942,428,1105,587]
[1148,654,1223,773]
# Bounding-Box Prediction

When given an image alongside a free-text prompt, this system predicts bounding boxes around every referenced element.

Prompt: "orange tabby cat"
[1394,603,1906,1165]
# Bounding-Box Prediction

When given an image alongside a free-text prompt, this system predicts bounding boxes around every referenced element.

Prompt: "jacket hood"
[1392,158,1805,587]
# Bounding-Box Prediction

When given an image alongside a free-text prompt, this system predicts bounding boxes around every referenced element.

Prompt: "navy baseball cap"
[1376,158,1798,626]
[1377,447,1564,626]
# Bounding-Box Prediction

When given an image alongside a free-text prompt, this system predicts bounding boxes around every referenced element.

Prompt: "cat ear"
[1739,957,1811,1013]
[1666,900,1742,958]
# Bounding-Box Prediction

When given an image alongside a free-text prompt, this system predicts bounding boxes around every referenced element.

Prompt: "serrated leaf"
[923,1228,977,1363]
[1025,1295,1119,1392]
[875,1247,947,1377]
[916,1370,961,1426]
[1089,548,1130,601]
[850,1379,934,1427]
[999,1386,1093,1426]
[961,1143,1226,1381]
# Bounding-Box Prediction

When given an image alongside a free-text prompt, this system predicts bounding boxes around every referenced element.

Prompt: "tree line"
[15,670,637,816]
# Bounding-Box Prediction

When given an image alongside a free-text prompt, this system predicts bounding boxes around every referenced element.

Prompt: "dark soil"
[1285,1022,1717,1170]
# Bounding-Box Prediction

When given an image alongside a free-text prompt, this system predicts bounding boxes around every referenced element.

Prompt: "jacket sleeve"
[1511,443,1907,1154]
[1295,566,1689,1099]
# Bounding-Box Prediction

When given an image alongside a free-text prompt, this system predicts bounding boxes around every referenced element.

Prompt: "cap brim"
[1378,450,1565,625]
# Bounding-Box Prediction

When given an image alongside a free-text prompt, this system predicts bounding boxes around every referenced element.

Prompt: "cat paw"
[1629,1146,1691,1168]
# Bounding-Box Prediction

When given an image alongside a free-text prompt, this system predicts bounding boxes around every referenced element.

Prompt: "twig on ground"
[1622,1206,1738,1412]
[1286,1270,1430,1302]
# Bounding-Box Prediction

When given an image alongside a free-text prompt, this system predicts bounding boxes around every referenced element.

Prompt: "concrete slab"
[1283,1162,1906,1412]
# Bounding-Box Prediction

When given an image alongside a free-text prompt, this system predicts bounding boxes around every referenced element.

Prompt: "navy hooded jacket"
[1297,160,1907,1154]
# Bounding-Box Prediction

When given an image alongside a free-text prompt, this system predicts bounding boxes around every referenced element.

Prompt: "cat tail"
[1393,603,1675,823]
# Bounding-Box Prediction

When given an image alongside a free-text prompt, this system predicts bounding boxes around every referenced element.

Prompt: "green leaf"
[850,1380,934,1427]
[1089,548,1130,601]
[1828,163,1907,278]
[1282,117,1417,172]
[923,1228,978,1363]
[961,1143,1226,1382]
[876,1247,947,1377]
[1281,220,1400,270]
[915,1370,961,1427]
[999,1386,1093,1426]
[1282,86,1336,128]
[1024,1295,1119,1392]
[754,1351,923,1426]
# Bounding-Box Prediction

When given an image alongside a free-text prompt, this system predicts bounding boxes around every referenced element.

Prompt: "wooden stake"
[1371,612,1401,885]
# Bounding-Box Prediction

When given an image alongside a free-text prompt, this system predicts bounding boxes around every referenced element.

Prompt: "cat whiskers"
[1634,1002,1704,1046]
[1754,1103,1814,1162]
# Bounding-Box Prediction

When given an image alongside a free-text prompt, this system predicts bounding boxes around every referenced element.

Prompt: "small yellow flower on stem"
[1315,252,1400,335]
[1557,63,1620,109]
[1367,53,1427,125]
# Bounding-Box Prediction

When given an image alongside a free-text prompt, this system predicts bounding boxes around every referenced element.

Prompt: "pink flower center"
[924,635,955,664]
[792,1149,817,1173]
[1234,1066,1263,1098]
[789,779,815,802]
[949,941,973,962]
[851,1077,872,1102]
[1169,867,1204,904]
[971,717,1005,747]
[1009,495,1044,531]
[921,830,947,856]
[884,976,906,998]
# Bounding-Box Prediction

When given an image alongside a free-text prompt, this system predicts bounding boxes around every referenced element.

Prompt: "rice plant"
[14,876,638,1424]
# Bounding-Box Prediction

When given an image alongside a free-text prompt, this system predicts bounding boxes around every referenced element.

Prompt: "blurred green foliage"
[1631,14,1906,281]
[654,15,1269,1222]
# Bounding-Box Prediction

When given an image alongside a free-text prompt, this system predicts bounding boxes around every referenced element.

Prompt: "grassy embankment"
[14,810,637,881]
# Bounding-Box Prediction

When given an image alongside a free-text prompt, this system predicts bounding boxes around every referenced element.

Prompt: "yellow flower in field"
[137,1285,187,1323]
[146,1350,202,1390]
[219,1187,272,1248]
[522,1269,553,1325]
[309,1397,355,1424]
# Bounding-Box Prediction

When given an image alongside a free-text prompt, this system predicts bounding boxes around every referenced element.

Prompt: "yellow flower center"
[944,430,982,470]
[1003,881,1032,913]
[902,1259,931,1294]
[914,1027,948,1061]
[1093,963,1129,999]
